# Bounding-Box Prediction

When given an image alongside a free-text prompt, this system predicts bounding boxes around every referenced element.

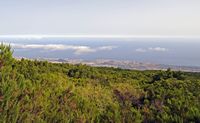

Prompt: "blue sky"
[0,0,200,36]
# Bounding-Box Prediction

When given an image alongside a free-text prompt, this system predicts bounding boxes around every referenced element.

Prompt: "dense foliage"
[0,44,200,123]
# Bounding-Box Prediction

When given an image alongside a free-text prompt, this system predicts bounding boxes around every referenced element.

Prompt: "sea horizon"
[1,36,200,67]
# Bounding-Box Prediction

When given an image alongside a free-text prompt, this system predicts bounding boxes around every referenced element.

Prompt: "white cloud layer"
[1,35,199,40]
[136,47,168,53]
[8,43,117,55]
[97,46,118,50]
[135,48,147,52]
[148,47,168,52]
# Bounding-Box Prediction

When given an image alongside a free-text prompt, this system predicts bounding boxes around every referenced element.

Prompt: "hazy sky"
[0,0,200,36]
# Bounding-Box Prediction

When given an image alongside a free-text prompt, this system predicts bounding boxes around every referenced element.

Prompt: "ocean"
[1,37,200,67]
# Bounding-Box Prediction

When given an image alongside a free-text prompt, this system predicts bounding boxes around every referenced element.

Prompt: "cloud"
[148,47,168,52]
[136,47,168,53]
[73,47,96,55]
[1,35,190,39]
[98,46,118,50]
[8,43,116,55]
[135,48,146,53]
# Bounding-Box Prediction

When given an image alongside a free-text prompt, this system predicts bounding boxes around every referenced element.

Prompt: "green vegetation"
[0,44,200,123]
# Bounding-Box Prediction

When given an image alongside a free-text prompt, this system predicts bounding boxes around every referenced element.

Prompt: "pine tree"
[0,43,20,122]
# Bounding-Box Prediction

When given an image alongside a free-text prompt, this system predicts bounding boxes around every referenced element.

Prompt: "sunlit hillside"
[1,44,200,122]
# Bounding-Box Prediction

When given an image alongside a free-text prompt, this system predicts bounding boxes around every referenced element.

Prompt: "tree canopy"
[0,44,200,123]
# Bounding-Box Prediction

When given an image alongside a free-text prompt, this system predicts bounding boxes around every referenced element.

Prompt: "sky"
[0,0,200,36]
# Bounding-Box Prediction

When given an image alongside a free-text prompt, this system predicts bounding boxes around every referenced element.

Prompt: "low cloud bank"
[148,47,168,52]
[8,43,117,55]
[136,47,168,53]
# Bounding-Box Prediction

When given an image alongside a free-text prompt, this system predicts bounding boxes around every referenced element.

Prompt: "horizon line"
[0,35,200,39]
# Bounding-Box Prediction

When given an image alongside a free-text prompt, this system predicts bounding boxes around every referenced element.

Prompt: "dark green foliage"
[0,44,200,123]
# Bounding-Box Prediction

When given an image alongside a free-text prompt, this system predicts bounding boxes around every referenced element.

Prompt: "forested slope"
[0,44,200,123]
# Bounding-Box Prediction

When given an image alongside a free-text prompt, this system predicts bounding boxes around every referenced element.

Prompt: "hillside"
[1,44,200,122]
[28,58,200,72]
